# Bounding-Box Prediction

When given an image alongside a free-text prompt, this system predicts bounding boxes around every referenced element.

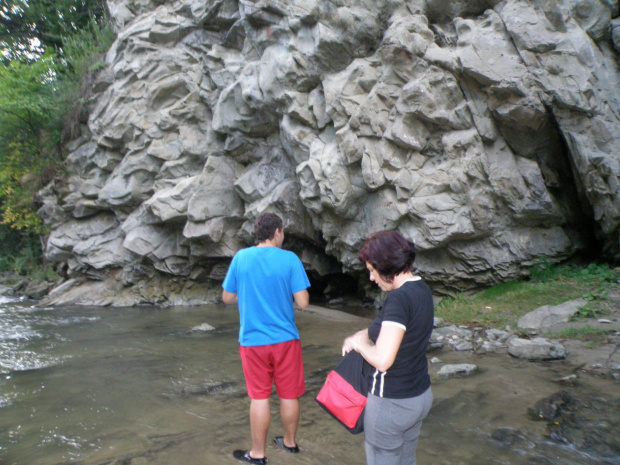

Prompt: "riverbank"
[3,263,619,359]
[0,272,57,300]
[302,301,620,462]
[309,295,620,378]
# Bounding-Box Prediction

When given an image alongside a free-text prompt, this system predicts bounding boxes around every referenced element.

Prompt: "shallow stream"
[1,298,618,465]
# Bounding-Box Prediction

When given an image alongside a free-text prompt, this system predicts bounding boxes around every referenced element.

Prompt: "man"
[222,212,310,465]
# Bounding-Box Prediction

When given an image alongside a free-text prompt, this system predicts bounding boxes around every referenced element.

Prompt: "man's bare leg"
[280,398,300,447]
[249,398,270,459]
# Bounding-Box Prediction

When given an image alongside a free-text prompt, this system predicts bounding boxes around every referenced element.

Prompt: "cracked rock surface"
[39,0,620,306]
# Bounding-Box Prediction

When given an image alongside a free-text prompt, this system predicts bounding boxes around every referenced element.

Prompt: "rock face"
[38,0,620,306]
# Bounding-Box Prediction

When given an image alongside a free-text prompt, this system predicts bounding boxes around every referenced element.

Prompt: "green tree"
[0,0,114,275]
[0,52,60,232]
[0,0,107,60]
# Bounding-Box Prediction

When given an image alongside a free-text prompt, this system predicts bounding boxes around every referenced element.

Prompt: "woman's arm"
[342,324,405,372]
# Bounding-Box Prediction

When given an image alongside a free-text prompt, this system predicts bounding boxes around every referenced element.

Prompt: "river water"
[1,297,618,465]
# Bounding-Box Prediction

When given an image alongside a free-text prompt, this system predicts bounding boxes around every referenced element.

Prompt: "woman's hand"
[342,329,369,356]
[342,325,405,371]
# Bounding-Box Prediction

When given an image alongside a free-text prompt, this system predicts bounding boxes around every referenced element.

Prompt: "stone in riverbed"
[517,299,587,331]
[188,323,215,332]
[428,332,444,351]
[478,340,505,353]
[508,337,566,360]
[437,363,478,377]
[485,329,511,342]
[454,341,474,351]
[433,325,473,340]
[491,427,527,446]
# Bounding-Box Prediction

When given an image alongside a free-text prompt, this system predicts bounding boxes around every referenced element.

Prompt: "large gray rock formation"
[38,0,620,306]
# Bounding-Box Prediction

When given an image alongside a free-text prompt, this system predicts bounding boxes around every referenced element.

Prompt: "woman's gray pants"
[364,387,433,465]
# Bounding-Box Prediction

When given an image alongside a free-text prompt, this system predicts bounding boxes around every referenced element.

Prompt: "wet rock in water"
[528,390,576,422]
[433,325,475,351]
[485,329,511,342]
[478,340,505,353]
[0,285,13,297]
[23,280,56,300]
[508,337,566,360]
[0,277,29,296]
[428,332,444,351]
[180,382,236,396]
[188,323,215,333]
[491,427,527,446]
[437,363,478,377]
[553,374,578,386]
[529,390,620,456]
[328,297,344,306]
[454,341,474,351]
[433,325,473,340]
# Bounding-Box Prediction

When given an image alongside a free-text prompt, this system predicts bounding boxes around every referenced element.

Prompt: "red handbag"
[315,351,372,434]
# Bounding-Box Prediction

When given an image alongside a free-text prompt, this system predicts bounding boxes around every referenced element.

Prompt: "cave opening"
[545,113,607,263]
[307,271,364,305]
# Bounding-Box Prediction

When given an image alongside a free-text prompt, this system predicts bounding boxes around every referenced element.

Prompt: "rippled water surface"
[0,300,618,465]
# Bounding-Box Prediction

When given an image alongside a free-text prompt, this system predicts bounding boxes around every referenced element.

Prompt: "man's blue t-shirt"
[222,246,310,347]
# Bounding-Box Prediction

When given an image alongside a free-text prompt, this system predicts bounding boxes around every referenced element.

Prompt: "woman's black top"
[367,278,434,399]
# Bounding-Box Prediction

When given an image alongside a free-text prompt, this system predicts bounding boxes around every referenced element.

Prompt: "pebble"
[189,323,215,332]
[554,374,578,385]
[437,363,478,377]
[454,341,474,351]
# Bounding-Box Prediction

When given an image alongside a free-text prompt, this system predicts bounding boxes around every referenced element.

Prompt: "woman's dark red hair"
[358,231,416,283]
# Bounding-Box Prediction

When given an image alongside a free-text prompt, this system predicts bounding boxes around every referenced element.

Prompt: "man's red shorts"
[239,339,305,400]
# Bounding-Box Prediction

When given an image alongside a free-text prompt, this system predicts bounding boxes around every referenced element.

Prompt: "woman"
[342,230,434,465]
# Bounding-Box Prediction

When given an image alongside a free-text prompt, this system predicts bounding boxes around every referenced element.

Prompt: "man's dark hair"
[254,213,283,242]
[358,230,416,283]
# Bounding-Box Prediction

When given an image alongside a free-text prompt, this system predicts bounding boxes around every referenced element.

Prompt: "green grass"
[545,326,609,347]
[435,263,620,330]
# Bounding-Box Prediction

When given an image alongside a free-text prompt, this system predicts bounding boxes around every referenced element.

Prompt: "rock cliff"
[38,0,620,306]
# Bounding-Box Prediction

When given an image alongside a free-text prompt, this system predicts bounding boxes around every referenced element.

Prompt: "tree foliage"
[0,0,107,60]
[0,0,114,273]
[0,52,61,232]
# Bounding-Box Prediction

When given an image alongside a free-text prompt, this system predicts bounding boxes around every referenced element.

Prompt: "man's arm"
[222,290,238,304]
[293,289,309,310]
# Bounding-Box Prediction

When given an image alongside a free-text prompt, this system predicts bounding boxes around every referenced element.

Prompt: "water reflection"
[0,301,617,465]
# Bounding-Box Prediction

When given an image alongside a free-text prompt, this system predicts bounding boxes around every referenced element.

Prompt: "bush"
[0,228,42,274]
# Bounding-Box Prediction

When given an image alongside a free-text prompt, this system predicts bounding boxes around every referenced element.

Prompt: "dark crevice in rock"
[544,104,604,259]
